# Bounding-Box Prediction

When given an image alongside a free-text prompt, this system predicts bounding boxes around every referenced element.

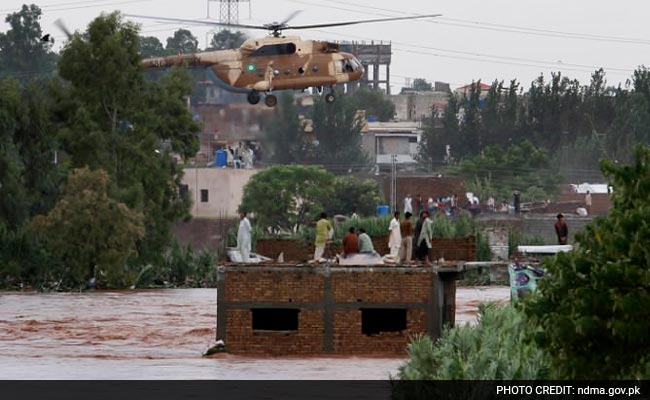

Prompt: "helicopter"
[125,12,441,107]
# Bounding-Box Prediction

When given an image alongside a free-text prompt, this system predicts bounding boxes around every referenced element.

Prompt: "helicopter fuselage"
[141,36,364,101]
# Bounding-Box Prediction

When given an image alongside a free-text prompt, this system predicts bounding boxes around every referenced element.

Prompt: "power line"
[1,0,150,13]
[297,27,634,77]
[286,0,650,46]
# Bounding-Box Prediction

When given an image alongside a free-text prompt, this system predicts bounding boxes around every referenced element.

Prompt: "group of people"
[224,142,260,169]
[387,210,436,264]
[403,193,460,219]
[315,212,379,260]
[314,209,440,264]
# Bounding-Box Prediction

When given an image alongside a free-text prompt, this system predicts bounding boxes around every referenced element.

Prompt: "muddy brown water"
[0,287,509,379]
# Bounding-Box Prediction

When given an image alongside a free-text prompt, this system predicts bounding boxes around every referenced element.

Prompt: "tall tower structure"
[205,0,251,48]
[207,0,251,24]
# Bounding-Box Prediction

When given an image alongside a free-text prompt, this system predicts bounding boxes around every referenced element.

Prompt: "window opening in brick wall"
[251,308,299,331]
[200,189,209,203]
[361,308,407,335]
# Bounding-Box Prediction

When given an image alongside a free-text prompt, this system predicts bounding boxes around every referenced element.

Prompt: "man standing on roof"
[403,194,413,215]
[554,213,569,245]
[314,212,333,261]
[237,211,252,262]
[388,211,401,259]
[416,210,433,264]
[399,212,414,264]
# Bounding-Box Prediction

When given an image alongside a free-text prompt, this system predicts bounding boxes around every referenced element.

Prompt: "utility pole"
[390,154,397,213]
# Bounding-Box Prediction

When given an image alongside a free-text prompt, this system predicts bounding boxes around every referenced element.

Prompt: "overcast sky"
[3,0,648,92]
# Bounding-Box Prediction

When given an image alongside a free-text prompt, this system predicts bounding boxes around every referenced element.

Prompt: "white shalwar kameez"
[388,217,402,258]
[237,217,252,262]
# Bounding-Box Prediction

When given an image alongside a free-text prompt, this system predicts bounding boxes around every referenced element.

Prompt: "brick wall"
[331,270,431,303]
[430,237,476,261]
[332,309,426,355]
[225,309,325,355]
[217,265,460,355]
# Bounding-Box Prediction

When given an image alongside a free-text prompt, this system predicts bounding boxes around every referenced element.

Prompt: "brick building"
[216,264,465,355]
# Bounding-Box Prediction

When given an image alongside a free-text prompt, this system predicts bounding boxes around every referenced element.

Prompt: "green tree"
[30,168,145,288]
[56,12,200,264]
[417,93,459,168]
[0,78,28,228]
[206,29,247,50]
[311,91,368,169]
[450,140,561,202]
[165,29,199,54]
[264,92,308,164]
[15,78,65,217]
[239,165,334,233]
[323,176,384,216]
[0,4,57,80]
[458,81,483,157]
[411,78,433,92]
[139,36,165,58]
[350,88,395,122]
[526,145,650,379]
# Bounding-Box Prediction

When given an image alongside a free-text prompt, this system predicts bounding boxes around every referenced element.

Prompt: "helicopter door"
[335,60,343,74]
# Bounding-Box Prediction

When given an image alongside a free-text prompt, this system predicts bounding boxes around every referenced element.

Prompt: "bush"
[397,304,550,380]
[132,241,217,288]
[474,230,492,261]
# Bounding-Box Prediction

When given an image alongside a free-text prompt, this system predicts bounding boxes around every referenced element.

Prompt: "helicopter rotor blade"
[124,14,267,31]
[54,18,73,39]
[280,10,303,26]
[289,13,442,30]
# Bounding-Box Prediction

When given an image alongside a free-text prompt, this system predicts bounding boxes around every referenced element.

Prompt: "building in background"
[339,41,392,94]
[361,121,422,168]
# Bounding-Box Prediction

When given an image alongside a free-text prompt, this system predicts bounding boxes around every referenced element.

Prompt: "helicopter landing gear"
[325,92,336,103]
[264,94,278,107]
[247,90,261,105]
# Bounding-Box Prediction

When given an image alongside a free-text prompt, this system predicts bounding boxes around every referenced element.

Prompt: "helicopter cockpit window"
[250,43,297,57]
[342,59,355,72]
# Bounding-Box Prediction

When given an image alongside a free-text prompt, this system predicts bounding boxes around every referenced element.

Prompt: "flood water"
[0,286,509,380]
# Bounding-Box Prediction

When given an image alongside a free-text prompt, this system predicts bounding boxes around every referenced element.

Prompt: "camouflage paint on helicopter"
[130,13,440,107]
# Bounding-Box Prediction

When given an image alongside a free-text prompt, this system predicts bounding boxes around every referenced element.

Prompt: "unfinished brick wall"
[430,237,476,261]
[225,309,324,354]
[217,265,461,355]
